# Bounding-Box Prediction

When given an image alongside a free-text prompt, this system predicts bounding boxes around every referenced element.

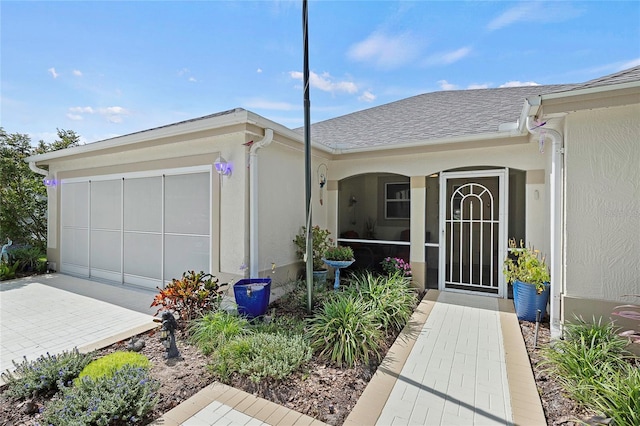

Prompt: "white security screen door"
[438,170,508,297]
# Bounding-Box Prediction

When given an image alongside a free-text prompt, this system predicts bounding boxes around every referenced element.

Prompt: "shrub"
[1,348,93,400]
[10,246,47,273]
[347,271,416,331]
[150,270,223,322]
[0,260,18,281]
[189,311,250,355]
[293,226,332,270]
[43,365,159,425]
[77,351,151,382]
[209,333,311,383]
[306,293,383,367]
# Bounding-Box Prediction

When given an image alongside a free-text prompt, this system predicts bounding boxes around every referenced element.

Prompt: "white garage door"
[60,167,212,290]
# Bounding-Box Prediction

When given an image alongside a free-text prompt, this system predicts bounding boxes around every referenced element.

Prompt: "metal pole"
[302,0,313,313]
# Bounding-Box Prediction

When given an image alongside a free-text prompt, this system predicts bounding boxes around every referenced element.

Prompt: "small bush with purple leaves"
[43,364,159,425]
[1,348,93,400]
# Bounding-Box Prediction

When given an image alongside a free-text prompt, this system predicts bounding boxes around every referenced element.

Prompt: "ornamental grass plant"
[306,293,383,368]
[189,311,250,355]
[542,317,638,424]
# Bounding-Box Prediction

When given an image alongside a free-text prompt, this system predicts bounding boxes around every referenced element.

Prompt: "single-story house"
[26,66,639,337]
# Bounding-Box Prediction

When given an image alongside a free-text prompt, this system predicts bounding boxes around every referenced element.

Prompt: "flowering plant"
[381,257,411,277]
[503,239,550,293]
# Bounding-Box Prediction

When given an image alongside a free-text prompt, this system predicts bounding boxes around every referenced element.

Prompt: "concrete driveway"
[0,274,158,378]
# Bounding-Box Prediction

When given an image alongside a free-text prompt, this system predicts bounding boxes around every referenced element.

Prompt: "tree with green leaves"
[0,128,81,252]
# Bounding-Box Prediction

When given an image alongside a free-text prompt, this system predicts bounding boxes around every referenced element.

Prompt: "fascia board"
[25,109,251,164]
[330,130,525,155]
[533,82,640,117]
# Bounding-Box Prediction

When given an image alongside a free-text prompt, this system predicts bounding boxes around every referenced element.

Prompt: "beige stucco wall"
[564,104,640,302]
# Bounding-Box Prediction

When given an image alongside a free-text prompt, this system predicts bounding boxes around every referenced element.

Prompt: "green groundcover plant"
[77,351,151,383]
[209,333,311,383]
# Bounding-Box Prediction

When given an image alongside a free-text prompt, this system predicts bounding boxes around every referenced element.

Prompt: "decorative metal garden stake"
[158,311,180,359]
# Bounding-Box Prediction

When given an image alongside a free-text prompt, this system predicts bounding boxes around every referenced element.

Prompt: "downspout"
[249,128,274,278]
[526,116,563,339]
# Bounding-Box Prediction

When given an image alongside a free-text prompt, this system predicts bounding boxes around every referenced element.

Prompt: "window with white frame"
[385,182,411,219]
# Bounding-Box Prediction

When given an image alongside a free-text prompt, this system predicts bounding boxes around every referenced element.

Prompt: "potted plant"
[503,239,551,322]
[322,245,355,290]
[293,226,332,284]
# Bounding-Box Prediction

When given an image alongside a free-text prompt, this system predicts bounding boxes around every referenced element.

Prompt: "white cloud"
[48,67,59,79]
[348,31,423,69]
[423,47,472,66]
[244,98,298,111]
[487,3,536,30]
[487,2,584,31]
[66,105,129,123]
[72,70,83,77]
[188,77,197,82]
[100,106,127,115]
[257,68,263,73]
[499,81,540,88]
[69,106,95,114]
[289,71,358,94]
[438,80,458,90]
[359,91,376,102]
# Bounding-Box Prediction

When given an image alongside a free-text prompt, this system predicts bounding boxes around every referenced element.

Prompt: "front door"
[438,170,508,297]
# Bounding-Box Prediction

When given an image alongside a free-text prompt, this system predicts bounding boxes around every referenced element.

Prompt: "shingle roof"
[569,65,640,90]
[300,84,574,150]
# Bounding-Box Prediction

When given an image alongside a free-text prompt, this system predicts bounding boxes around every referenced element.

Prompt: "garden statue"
[158,311,180,359]
[1,238,12,263]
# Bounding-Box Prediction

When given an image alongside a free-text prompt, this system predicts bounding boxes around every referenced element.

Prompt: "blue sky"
[2,1,639,145]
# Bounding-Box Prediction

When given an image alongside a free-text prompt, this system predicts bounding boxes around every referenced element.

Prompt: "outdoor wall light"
[214,156,232,176]
[43,176,57,187]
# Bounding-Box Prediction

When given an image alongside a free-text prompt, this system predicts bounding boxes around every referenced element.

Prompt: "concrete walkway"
[345,290,545,426]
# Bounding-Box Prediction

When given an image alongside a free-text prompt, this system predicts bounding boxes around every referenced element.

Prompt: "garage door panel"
[61,182,88,228]
[164,234,209,282]
[124,232,162,281]
[90,180,121,230]
[90,230,121,273]
[61,228,89,272]
[124,177,162,232]
[165,173,210,235]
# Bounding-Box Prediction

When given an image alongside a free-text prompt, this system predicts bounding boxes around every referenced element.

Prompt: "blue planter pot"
[513,280,550,322]
[233,278,271,319]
